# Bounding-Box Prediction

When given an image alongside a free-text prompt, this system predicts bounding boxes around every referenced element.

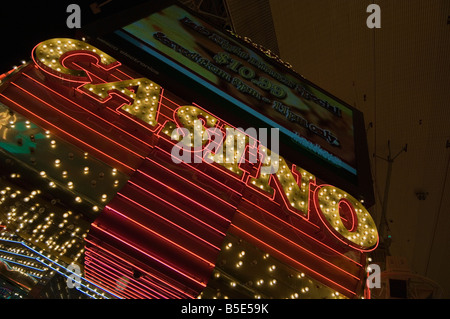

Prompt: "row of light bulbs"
[202,239,345,299]
[0,232,111,299]
[0,185,87,262]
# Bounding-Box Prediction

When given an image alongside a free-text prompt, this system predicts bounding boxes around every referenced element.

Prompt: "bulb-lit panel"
[0,183,88,264]
[0,103,128,265]
[199,233,345,299]
[0,103,128,212]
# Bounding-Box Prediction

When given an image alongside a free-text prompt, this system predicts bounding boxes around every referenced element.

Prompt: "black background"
[0,0,149,73]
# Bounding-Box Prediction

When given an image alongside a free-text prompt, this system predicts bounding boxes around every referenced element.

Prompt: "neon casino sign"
[0,37,379,299]
[32,37,378,250]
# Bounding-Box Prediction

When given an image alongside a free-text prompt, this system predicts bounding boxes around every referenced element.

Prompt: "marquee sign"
[0,36,377,299]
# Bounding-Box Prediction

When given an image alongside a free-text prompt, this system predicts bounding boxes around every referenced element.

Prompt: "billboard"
[85,3,374,205]
[121,7,354,170]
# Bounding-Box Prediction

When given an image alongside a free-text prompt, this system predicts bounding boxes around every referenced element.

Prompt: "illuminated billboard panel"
[89,3,373,205]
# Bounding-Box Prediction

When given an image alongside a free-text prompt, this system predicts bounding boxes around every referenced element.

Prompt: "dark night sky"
[0,1,150,73]
[1,2,74,72]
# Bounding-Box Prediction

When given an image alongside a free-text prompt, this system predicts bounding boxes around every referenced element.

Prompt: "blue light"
[0,248,37,260]
[0,237,122,299]
[0,257,46,272]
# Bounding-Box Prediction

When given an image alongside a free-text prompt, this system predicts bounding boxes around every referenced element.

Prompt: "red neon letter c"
[32,38,119,83]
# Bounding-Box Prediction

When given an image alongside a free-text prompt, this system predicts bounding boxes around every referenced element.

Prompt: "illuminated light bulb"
[75,197,82,203]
